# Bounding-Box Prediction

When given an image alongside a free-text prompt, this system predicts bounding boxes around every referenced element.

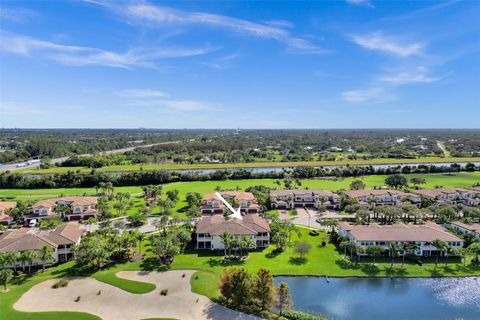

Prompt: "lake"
[274,276,480,320]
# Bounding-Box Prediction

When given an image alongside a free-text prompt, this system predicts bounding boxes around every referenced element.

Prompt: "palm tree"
[388,242,399,267]
[219,232,232,259]
[39,246,54,272]
[445,246,460,268]
[5,252,19,273]
[366,246,384,266]
[431,239,447,267]
[400,242,409,267]
[23,250,38,274]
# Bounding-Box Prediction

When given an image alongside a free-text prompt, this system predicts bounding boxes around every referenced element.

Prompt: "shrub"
[160,289,168,296]
[281,309,327,320]
[308,230,319,236]
[321,241,326,247]
[52,279,69,289]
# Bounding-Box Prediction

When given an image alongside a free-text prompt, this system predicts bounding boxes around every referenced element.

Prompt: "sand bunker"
[14,270,259,320]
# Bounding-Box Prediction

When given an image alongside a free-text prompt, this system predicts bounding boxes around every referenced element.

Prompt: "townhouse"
[412,188,480,206]
[201,192,261,215]
[0,222,84,267]
[0,201,16,226]
[195,214,270,250]
[448,221,480,238]
[337,221,464,257]
[270,189,340,210]
[28,196,99,222]
[343,189,420,208]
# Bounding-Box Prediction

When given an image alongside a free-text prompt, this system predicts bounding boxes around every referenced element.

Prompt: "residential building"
[343,189,420,208]
[270,189,340,209]
[195,214,270,250]
[411,188,479,206]
[200,192,261,215]
[448,221,480,238]
[0,222,84,267]
[0,201,16,226]
[337,221,464,257]
[28,196,99,222]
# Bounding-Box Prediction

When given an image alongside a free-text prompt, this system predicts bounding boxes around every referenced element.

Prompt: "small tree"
[0,269,13,292]
[366,246,384,266]
[40,245,55,272]
[275,282,292,313]
[385,174,408,189]
[218,267,253,308]
[350,180,366,190]
[410,177,426,187]
[294,242,311,260]
[253,268,275,311]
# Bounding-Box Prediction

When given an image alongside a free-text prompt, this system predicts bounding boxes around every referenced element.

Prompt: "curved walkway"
[14,270,259,320]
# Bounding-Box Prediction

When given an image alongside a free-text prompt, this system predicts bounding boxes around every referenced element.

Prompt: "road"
[0,141,181,172]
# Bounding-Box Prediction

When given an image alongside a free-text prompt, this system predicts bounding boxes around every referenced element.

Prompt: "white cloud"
[346,0,374,8]
[351,32,424,57]
[129,99,212,111]
[88,1,327,54]
[0,30,216,68]
[379,66,441,84]
[0,7,39,23]
[342,87,395,103]
[115,89,169,98]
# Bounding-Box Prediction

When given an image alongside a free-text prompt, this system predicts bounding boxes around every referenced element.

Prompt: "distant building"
[0,201,16,226]
[270,190,340,210]
[28,196,99,222]
[195,214,270,250]
[411,188,479,206]
[448,221,480,238]
[343,189,420,208]
[337,221,463,257]
[0,222,84,266]
[200,192,261,215]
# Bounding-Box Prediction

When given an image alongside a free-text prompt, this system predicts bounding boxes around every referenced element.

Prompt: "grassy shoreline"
[15,156,480,174]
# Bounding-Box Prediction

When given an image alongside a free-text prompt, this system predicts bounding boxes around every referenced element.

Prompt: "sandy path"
[14,270,260,320]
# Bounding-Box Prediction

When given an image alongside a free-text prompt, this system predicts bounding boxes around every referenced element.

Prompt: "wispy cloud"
[87,0,328,54]
[0,30,216,68]
[0,7,39,23]
[346,0,374,8]
[199,53,240,69]
[351,32,424,57]
[379,66,441,84]
[342,87,395,103]
[115,89,169,97]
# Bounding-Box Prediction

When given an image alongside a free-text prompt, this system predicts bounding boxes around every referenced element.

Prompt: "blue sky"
[0,0,479,128]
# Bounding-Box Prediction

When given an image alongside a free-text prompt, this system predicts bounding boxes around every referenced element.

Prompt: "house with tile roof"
[201,192,261,215]
[448,221,480,238]
[0,222,84,267]
[0,201,16,226]
[195,214,270,250]
[337,221,463,257]
[343,189,420,208]
[28,196,99,222]
[270,189,340,210]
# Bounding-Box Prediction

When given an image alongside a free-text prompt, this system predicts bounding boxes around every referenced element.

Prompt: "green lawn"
[2,227,480,319]
[17,156,480,174]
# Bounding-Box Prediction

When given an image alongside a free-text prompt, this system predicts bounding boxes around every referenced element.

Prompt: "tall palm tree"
[23,250,38,274]
[39,246,54,272]
[5,252,19,273]
[388,242,399,267]
[219,232,232,259]
[431,239,447,267]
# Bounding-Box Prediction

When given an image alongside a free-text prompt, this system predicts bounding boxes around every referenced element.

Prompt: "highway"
[0,141,181,172]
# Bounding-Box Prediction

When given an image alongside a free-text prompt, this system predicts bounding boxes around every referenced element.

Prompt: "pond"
[274,276,480,320]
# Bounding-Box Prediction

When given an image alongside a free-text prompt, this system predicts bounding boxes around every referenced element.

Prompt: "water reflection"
[274,277,480,320]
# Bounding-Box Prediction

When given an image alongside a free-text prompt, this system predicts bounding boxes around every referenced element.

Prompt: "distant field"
[15,156,480,174]
[2,172,479,206]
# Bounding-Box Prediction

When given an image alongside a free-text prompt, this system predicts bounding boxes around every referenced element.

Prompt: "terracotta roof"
[196,214,270,236]
[203,192,256,201]
[0,201,16,212]
[0,214,13,223]
[450,221,480,233]
[412,188,476,198]
[0,222,83,253]
[270,189,339,198]
[338,222,462,243]
[344,189,409,198]
[32,196,97,209]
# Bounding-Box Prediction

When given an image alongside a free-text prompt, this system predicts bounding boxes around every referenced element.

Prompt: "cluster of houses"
[1,186,480,268]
